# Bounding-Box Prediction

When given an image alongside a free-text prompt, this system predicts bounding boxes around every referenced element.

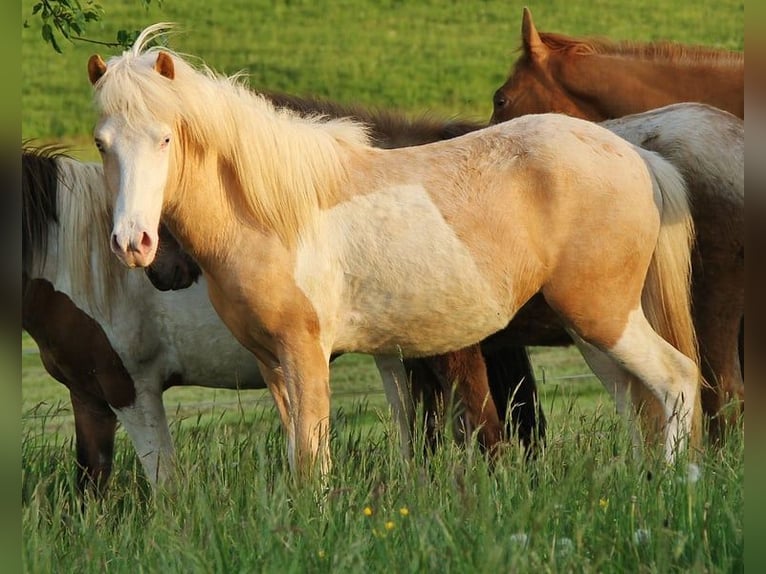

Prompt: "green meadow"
[22,0,743,572]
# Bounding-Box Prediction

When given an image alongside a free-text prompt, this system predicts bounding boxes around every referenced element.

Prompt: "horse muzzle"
[111,227,157,268]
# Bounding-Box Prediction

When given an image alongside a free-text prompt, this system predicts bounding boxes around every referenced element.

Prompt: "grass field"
[21,0,743,571]
[22,0,743,156]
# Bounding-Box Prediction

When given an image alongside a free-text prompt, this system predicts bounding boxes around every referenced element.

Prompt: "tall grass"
[23,401,743,572]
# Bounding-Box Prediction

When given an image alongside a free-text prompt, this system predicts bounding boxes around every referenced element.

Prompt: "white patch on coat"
[294,184,508,357]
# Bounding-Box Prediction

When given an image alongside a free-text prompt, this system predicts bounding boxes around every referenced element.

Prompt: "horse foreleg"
[70,390,118,494]
[255,359,294,448]
[403,357,446,453]
[111,382,176,487]
[279,340,332,481]
[374,355,416,459]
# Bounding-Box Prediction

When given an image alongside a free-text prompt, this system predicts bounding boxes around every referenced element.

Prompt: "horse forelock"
[22,145,124,318]
[537,32,743,66]
[94,27,373,246]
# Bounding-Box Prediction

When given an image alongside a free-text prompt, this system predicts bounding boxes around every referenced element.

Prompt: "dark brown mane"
[22,143,70,276]
[537,32,743,66]
[261,91,484,148]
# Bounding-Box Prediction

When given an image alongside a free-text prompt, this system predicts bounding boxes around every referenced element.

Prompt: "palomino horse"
[22,132,540,491]
[144,91,546,452]
[148,97,743,448]
[23,145,267,490]
[490,7,744,436]
[89,25,701,478]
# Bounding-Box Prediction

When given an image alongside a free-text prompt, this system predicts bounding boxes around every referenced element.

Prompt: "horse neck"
[166,107,365,256]
[553,51,744,119]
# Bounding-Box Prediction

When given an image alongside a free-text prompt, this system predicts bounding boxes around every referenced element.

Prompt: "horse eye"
[162,136,171,145]
[94,139,105,152]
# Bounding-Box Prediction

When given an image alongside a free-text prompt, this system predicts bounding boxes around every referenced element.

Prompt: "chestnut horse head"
[491,7,744,124]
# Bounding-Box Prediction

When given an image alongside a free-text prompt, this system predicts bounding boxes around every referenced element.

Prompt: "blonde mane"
[538,32,744,68]
[92,23,372,246]
[52,158,124,318]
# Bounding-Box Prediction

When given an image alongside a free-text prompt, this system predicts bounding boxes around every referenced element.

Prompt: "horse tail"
[636,147,703,448]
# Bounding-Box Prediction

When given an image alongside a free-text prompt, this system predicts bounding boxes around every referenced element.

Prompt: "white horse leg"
[568,332,644,456]
[600,308,699,462]
[374,354,415,459]
[111,383,175,486]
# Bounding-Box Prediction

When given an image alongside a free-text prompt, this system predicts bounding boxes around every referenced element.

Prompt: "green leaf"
[50,33,62,53]
[41,23,52,43]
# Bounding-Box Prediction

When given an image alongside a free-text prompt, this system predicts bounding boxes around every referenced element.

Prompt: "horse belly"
[305,185,513,356]
[154,282,266,390]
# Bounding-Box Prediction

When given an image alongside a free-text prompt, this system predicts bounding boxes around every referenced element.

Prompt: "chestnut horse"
[90,25,700,478]
[491,8,744,122]
[490,8,744,437]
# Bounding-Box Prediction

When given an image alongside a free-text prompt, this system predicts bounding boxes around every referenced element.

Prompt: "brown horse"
[490,8,744,438]
[491,8,744,122]
[90,26,701,478]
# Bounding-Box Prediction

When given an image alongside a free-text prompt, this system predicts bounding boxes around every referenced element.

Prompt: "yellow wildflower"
[385,521,395,530]
[363,506,373,517]
[599,498,609,511]
[399,507,409,517]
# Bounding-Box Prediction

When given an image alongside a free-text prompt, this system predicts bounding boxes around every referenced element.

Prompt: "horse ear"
[521,7,548,62]
[154,51,175,80]
[88,54,107,85]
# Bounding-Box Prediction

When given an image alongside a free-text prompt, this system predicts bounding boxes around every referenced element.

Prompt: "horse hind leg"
[593,308,699,462]
[568,333,663,457]
[483,345,546,456]
[422,345,504,455]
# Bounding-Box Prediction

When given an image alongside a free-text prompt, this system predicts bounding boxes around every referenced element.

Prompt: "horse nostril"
[493,91,508,110]
[111,233,122,253]
[140,231,153,254]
